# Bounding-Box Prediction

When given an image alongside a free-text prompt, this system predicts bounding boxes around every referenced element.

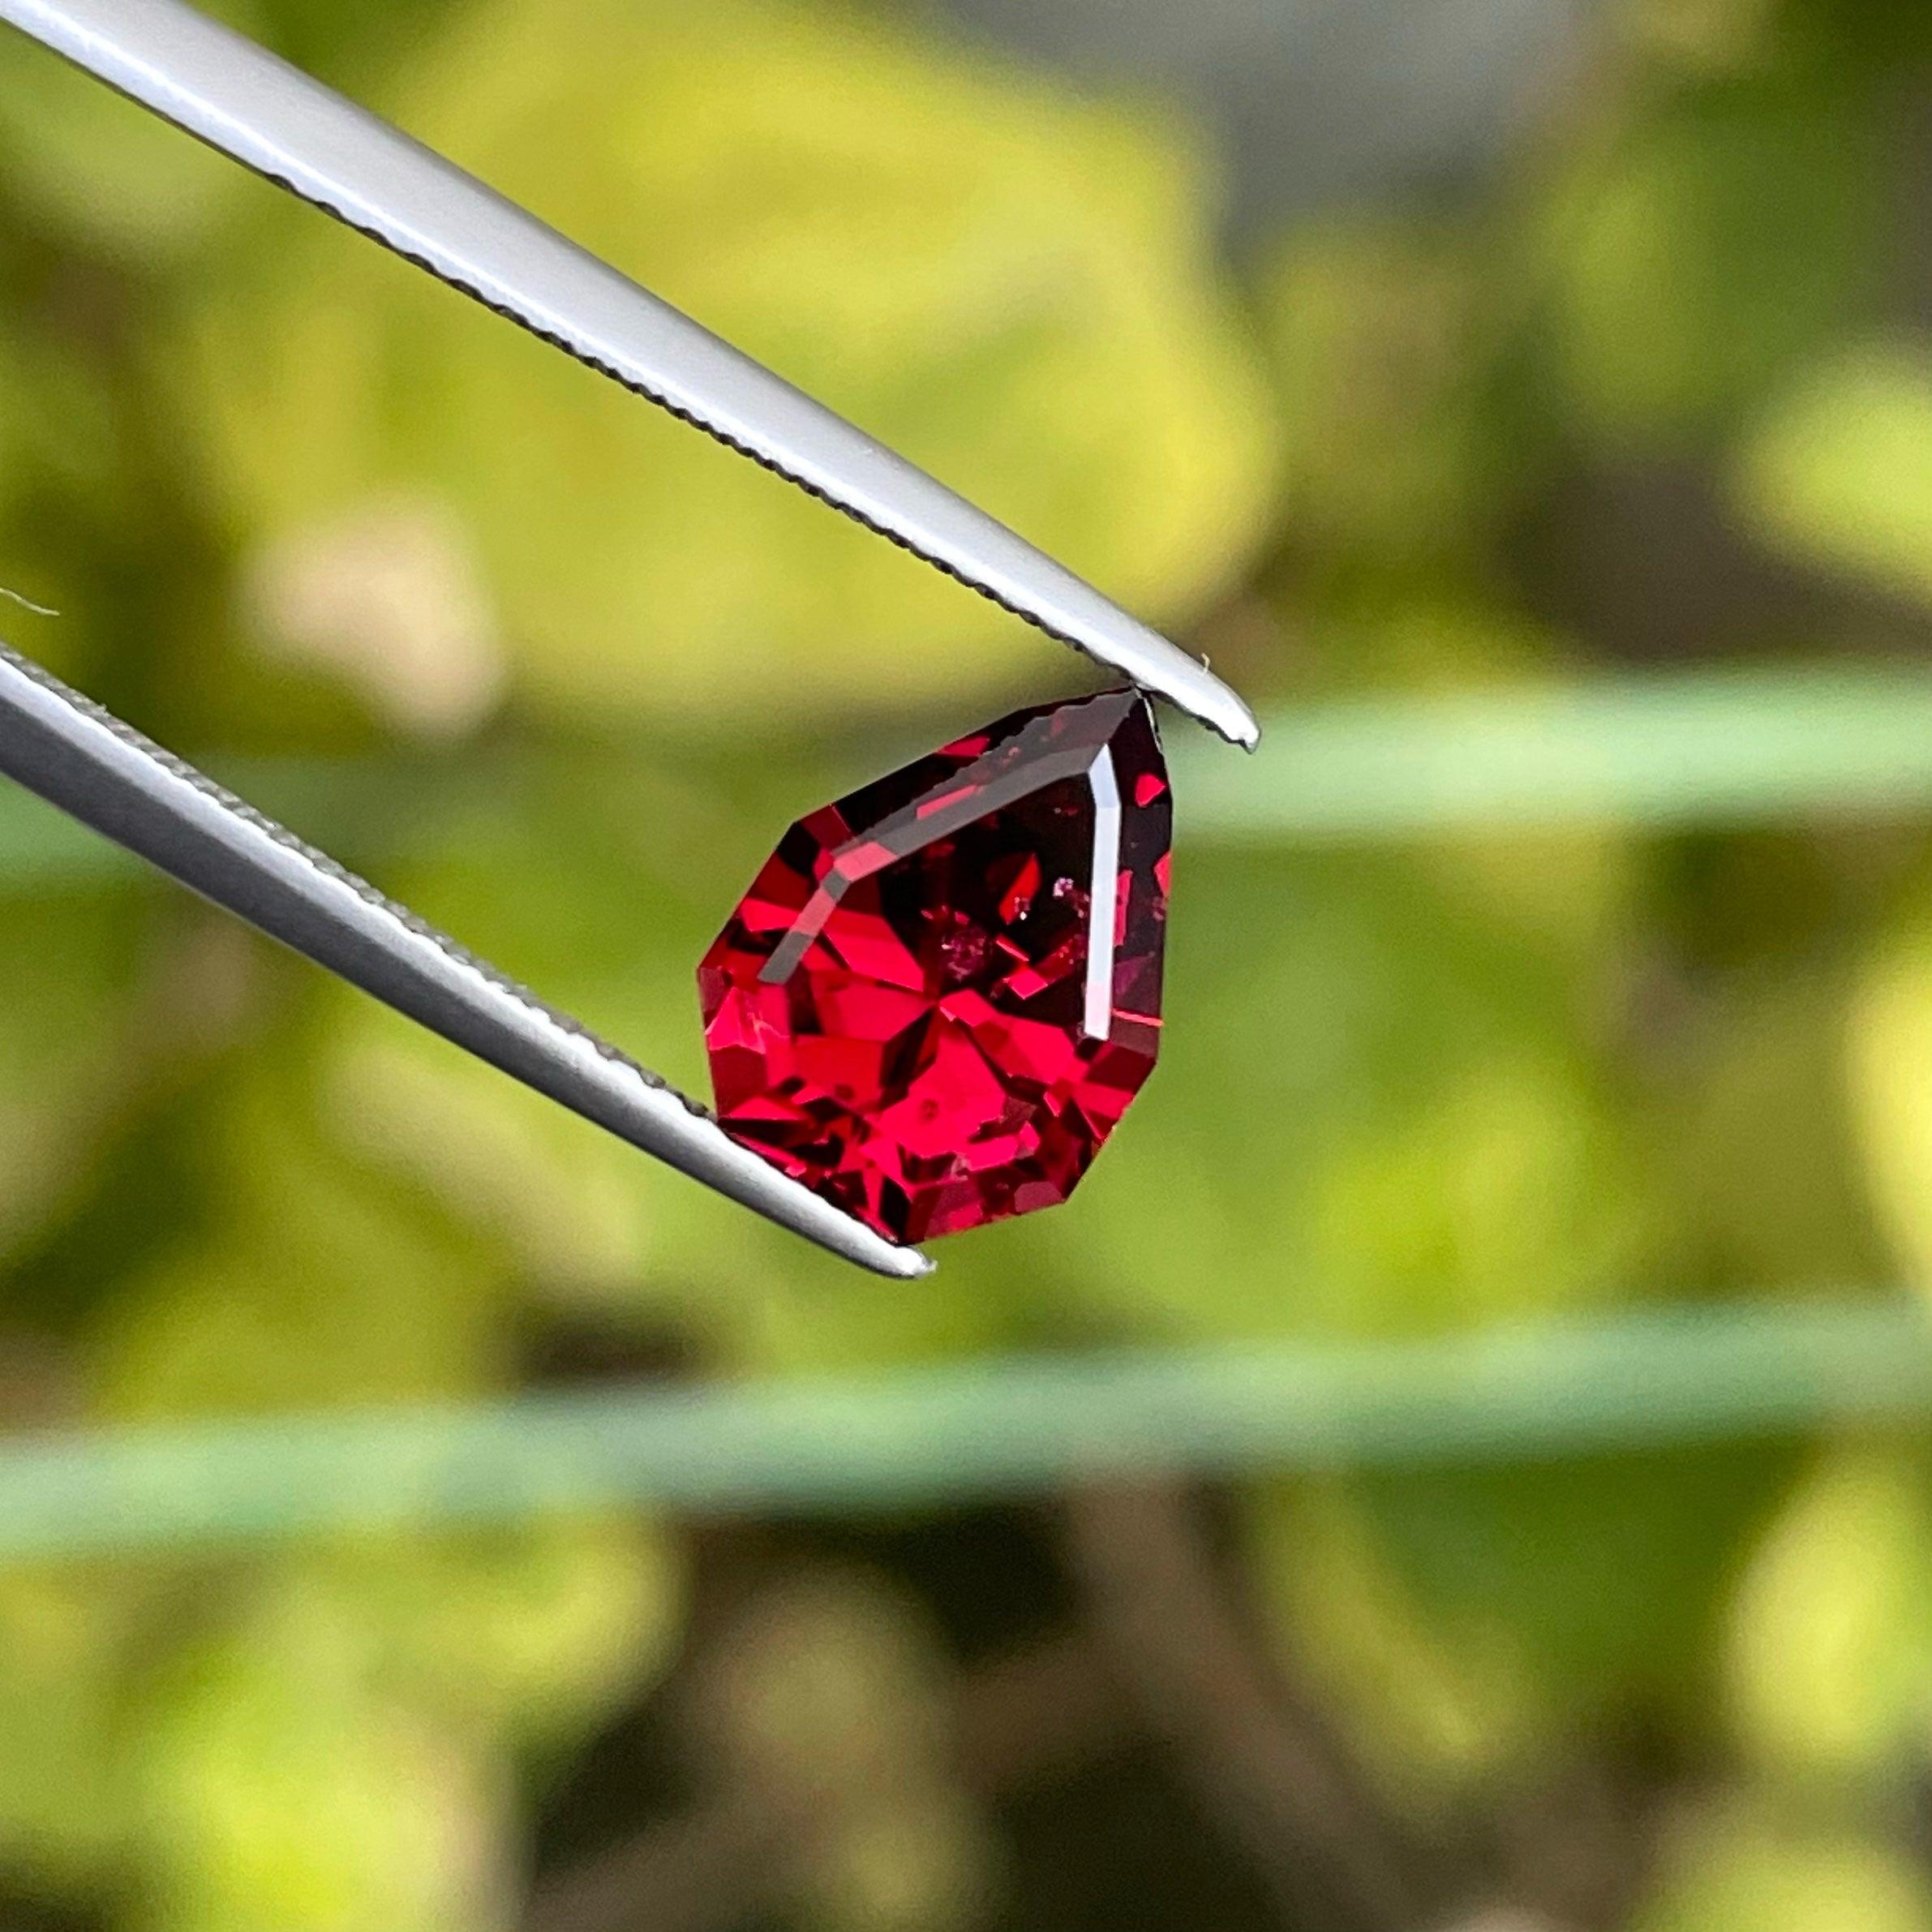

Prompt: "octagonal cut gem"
[698,690,1171,1243]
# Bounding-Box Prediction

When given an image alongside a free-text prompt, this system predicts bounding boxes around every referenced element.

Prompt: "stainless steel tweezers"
[0,0,1259,1276]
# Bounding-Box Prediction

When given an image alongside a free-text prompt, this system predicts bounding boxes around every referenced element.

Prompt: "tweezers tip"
[1191,681,1262,752]
[840,1220,936,1279]
[1148,644,1260,751]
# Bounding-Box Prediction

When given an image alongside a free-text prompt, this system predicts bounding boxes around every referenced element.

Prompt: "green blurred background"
[9,0,1932,1926]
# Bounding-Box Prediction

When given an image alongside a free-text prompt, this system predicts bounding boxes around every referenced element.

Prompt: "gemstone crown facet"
[697,690,1172,1243]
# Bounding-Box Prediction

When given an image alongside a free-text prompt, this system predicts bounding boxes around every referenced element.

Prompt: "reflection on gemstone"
[698,690,1172,1243]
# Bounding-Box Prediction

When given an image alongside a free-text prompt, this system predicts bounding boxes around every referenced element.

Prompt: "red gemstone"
[698,691,1171,1243]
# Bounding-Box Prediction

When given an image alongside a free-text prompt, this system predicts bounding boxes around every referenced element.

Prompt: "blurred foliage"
[1631,1805,1932,1932]
[1726,1446,1932,1781]
[1543,83,1878,445]
[6,0,1932,1925]
[169,0,1281,738]
[1737,342,1932,612]
[701,1570,993,1931]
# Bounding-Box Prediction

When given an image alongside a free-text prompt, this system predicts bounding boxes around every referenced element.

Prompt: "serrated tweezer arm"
[0,0,1260,747]
[0,646,930,1279]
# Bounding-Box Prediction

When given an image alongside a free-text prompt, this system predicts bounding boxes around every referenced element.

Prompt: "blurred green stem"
[1176,666,1932,838]
[10,667,1932,889]
[1,1299,1926,1561]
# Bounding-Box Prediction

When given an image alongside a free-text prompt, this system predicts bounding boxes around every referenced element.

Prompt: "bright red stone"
[698,690,1171,1243]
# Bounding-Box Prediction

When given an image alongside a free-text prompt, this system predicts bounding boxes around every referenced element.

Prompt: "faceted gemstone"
[698,690,1171,1243]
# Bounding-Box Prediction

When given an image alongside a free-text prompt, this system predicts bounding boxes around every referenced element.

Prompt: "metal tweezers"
[0,0,1258,1277]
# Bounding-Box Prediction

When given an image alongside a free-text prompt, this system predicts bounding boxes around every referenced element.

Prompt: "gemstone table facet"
[698,690,1171,1243]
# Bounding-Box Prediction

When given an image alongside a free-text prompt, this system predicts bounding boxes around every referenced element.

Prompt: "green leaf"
[1726,1448,1932,1778]
[1670,976,1888,1294]
[1848,902,1932,1297]
[0,893,153,1268]
[334,1519,685,1749]
[1543,84,1877,443]
[1249,1435,1792,1796]
[1248,1479,1551,1795]
[91,1068,510,1420]
[133,1571,514,1932]
[1630,1807,1932,1932]
[0,1563,153,1884]
[1258,221,1506,564]
[1734,341,1932,608]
